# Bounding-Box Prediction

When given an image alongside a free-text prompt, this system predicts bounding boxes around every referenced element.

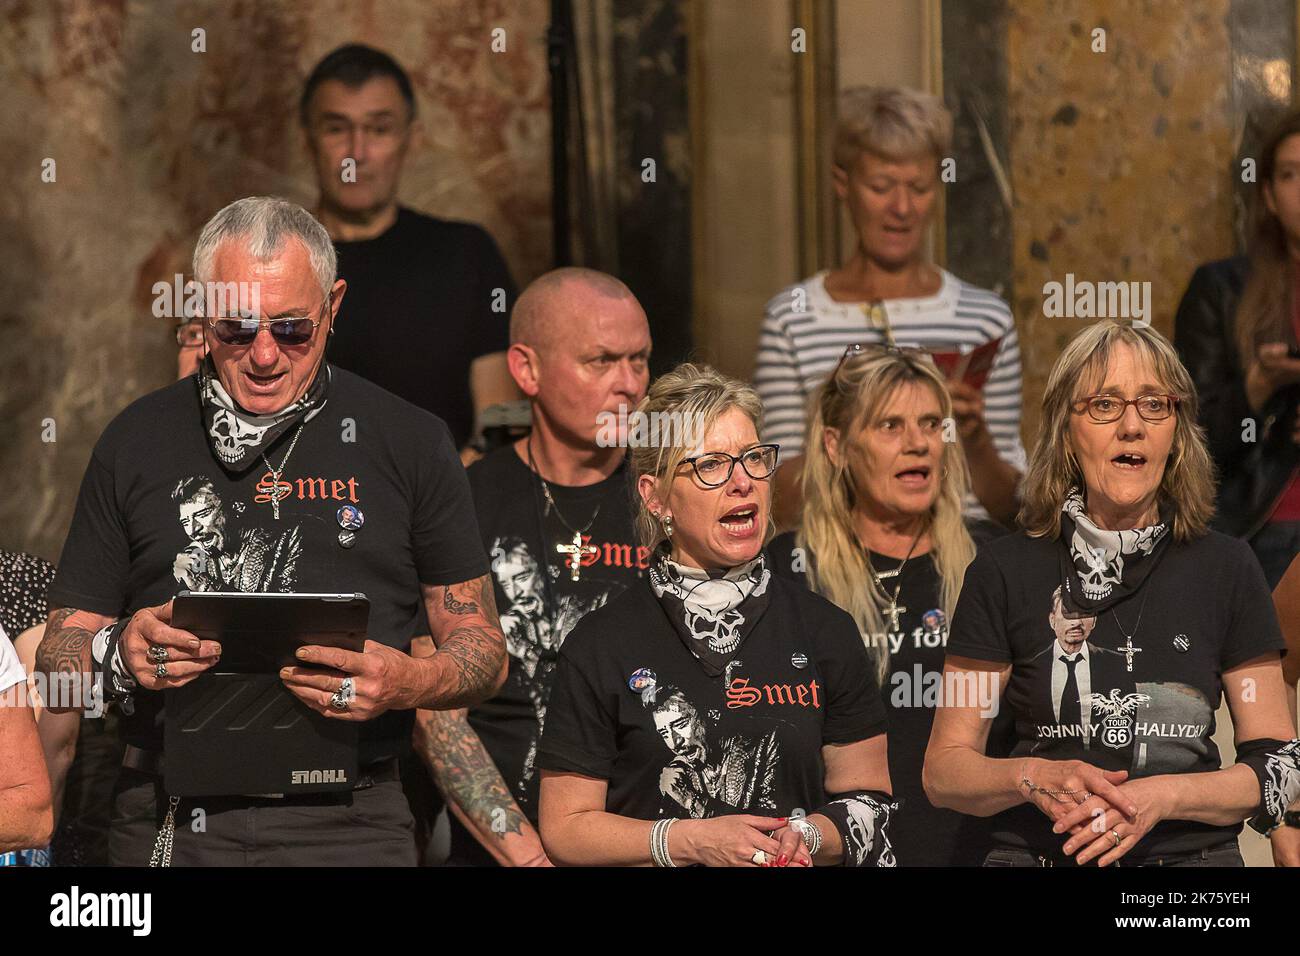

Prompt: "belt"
[122,745,399,796]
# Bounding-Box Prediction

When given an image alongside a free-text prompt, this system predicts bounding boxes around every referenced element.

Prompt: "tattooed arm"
[413,576,508,710]
[410,636,550,866]
[34,607,114,715]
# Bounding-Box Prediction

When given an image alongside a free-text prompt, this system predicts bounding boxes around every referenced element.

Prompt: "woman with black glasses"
[536,364,897,867]
[925,321,1299,867]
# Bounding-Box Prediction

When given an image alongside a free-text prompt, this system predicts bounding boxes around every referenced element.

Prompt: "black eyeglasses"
[206,294,330,346]
[680,444,780,487]
[1071,393,1180,424]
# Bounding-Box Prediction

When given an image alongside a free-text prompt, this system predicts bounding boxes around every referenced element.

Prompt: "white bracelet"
[650,817,678,867]
[789,816,822,858]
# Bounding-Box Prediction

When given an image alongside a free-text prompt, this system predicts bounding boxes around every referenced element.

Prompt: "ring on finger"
[154,662,167,679]
[1110,828,1123,847]
[147,645,169,664]
[751,850,767,866]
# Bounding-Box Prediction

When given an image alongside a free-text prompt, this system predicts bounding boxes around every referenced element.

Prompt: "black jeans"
[108,768,417,866]
[982,842,1244,868]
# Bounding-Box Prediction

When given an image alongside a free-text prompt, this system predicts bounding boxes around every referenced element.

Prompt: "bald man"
[414,268,652,865]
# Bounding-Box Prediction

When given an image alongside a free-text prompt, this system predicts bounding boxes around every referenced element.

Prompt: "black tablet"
[164,592,370,797]
[171,591,369,673]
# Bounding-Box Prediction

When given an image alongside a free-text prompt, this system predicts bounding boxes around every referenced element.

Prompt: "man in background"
[301,43,520,460]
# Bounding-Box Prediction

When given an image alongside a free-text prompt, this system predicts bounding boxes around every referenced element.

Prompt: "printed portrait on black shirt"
[1023,584,1214,775]
[641,679,779,818]
[171,474,301,593]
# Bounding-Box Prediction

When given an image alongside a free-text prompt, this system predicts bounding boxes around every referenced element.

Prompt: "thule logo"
[291,769,348,785]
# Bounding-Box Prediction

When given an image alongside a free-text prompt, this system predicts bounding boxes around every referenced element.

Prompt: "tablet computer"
[164,592,369,797]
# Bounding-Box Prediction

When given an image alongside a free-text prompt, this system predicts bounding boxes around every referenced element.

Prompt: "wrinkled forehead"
[1075,340,1170,397]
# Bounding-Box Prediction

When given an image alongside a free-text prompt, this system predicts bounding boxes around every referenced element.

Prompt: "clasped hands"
[1020,757,1174,866]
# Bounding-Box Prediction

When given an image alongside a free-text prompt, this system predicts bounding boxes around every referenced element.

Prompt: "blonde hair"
[630,363,771,552]
[834,86,953,171]
[798,349,975,678]
[1018,321,1215,541]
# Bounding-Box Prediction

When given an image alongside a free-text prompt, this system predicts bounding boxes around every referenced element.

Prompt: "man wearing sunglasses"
[38,196,507,866]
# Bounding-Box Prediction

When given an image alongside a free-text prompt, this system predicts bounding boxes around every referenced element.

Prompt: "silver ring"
[329,690,349,711]
[154,662,168,679]
[147,645,169,664]
[340,676,355,702]
[1110,828,1122,847]
[750,850,767,866]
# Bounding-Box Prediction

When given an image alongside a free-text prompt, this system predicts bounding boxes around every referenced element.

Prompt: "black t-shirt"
[47,367,489,764]
[767,531,996,866]
[536,574,887,822]
[328,207,516,449]
[946,529,1286,862]
[451,446,642,863]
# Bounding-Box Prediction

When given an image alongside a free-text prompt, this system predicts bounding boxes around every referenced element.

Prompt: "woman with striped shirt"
[755,86,1025,532]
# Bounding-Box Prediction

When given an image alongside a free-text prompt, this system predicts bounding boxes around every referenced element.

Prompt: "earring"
[661,513,674,538]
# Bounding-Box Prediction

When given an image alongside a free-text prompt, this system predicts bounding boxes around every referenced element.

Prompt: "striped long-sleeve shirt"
[754,269,1027,520]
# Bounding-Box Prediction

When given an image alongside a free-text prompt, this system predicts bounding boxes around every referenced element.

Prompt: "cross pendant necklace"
[262,424,305,521]
[528,435,601,582]
[1109,590,1150,673]
[555,529,599,582]
[866,521,925,633]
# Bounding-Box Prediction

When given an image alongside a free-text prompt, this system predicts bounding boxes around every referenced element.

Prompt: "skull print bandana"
[1058,487,1171,613]
[199,355,329,473]
[649,544,772,678]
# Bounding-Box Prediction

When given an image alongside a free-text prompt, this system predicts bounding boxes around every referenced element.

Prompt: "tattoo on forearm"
[35,608,95,681]
[442,580,481,616]
[419,709,527,840]
[428,576,505,707]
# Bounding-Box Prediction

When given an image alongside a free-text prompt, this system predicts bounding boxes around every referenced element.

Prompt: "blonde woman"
[537,364,896,866]
[768,343,997,865]
[755,86,1025,530]
[926,321,1300,867]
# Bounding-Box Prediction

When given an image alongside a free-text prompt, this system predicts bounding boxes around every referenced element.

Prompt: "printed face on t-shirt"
[496,546,545,621]
[204,239,339,415]
[1048,586,1096,654]
[304,76,414,217]
[177,488,226,552]
[650,691,707,764]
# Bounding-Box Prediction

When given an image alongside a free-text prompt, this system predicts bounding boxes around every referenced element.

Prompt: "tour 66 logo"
[1088,689,1151,749]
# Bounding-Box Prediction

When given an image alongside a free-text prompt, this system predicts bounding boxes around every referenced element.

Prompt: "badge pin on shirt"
[628,667,656,694]
[791,652,809,669]
[1173,634,1190,653]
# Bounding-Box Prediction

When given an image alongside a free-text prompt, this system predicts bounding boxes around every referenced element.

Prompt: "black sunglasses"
[206,294,330,346]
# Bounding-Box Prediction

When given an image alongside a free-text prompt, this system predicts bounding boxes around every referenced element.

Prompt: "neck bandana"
[199,355,330,473]
[649,545,772,677]
[1058,487,1171,613]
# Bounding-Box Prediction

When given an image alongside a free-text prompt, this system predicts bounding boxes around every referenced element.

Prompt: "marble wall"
[0,0,551,562]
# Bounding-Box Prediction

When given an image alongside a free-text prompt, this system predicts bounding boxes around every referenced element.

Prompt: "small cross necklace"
[528,435,601,581]
[262,423,305,521]
[1109,589,1150,673]
[865,521,925,633]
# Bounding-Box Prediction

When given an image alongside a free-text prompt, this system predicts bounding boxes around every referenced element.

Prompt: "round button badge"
[628,667,657,693]
[337,506,364,531]
[338,530,357,549]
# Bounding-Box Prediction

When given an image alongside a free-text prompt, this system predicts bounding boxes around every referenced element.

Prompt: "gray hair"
[834,86,952,170]
[192,196,336,297]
